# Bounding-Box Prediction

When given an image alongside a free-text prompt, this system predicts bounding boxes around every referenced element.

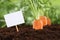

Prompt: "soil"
[0,24,60,40]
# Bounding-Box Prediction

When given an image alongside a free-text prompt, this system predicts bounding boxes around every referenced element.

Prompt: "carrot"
[39,16,47,26]
[33,19,43,30]
[32,16,51,30]
[47,18,51,26]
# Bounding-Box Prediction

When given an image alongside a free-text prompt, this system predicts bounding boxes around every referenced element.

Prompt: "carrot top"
[33,19,43,30]
[39,16,47,26]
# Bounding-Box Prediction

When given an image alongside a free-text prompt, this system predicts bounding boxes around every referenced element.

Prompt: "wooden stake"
[16,25,19,32]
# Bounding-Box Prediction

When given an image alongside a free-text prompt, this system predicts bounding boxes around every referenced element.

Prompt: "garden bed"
[0,24,60,40]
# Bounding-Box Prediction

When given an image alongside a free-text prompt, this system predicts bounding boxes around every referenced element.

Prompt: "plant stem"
[29,0,37,19]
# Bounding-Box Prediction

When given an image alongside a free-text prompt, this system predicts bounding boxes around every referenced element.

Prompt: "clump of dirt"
[0,24,60,40]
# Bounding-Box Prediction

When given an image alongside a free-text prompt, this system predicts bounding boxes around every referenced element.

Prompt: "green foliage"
[0,0,20,27]
[20,0,59,25]
[0,0,60,27]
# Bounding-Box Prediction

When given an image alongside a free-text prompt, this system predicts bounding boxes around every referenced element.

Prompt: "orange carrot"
[33,19,43,30]
[47,18,51,26]
[39,16,47,26]
[32,16,51,30]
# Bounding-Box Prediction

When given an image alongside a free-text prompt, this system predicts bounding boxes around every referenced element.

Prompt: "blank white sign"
[4,11,25,27]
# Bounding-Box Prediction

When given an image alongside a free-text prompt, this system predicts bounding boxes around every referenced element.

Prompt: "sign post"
[16,25,19,32]
[4,10,25,32]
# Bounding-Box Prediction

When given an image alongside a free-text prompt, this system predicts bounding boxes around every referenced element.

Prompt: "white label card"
[4,11,25,27]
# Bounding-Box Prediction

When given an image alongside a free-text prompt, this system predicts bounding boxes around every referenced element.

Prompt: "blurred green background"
[0,0,60,28]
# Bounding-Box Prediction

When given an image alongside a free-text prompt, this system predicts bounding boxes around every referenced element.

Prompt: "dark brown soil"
[0,24,60,40]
